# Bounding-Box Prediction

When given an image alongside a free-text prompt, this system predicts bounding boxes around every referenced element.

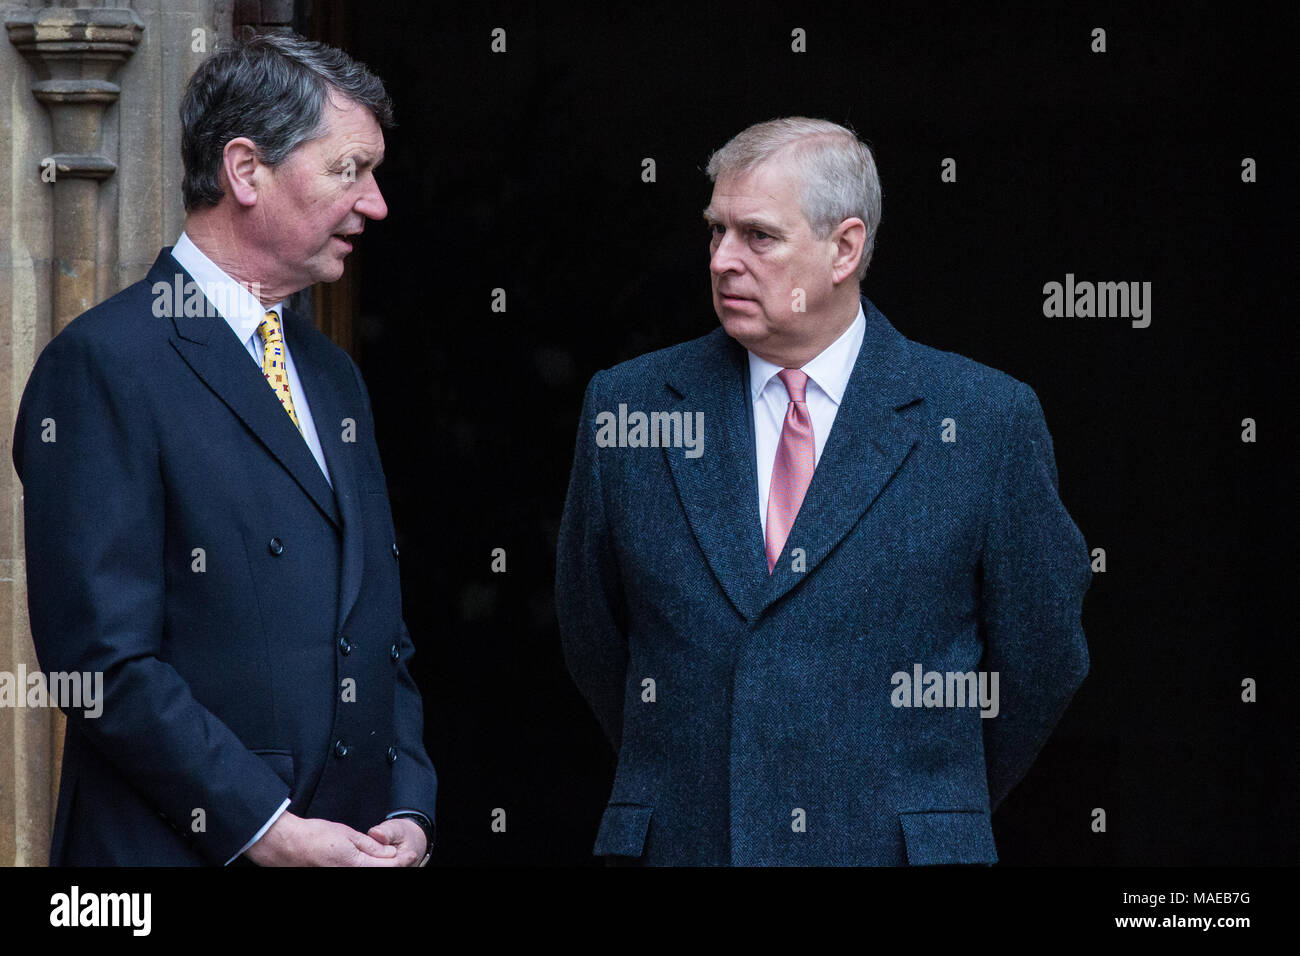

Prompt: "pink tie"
[765,369,815,573]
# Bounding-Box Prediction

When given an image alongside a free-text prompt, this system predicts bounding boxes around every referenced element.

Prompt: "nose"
[709,229,743,277]
[357,176,388,221]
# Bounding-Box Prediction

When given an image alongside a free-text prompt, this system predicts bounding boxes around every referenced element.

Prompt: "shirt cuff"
[386,808,430,826]
[386,809,434,847]
[226,797,291,866]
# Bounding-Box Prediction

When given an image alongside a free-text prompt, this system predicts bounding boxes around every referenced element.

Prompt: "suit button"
[392,542,400,559]
[387,746,398,765]
[338,636,352,656]
[268,537,284,556]
[333,740,349,758]
[390,643,399,663]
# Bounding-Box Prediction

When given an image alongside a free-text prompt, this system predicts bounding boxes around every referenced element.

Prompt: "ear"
[829,217,866,285]
[220,137,262,208]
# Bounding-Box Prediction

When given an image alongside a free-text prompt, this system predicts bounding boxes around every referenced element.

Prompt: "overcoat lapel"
[664,330,770,623]
[666,299,924,623]
[758,300,923,616]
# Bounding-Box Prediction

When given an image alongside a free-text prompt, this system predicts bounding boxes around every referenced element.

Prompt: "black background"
[331,1,1296,864]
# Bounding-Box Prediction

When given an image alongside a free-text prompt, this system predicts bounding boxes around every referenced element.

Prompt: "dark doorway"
[311,1,1294,866]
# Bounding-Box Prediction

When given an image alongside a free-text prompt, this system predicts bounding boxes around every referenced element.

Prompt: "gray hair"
[705,117,882,280]
[180,31,393,211]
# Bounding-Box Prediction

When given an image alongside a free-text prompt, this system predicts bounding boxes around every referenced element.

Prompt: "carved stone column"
[6,5,143,332]
[2,2,143,865]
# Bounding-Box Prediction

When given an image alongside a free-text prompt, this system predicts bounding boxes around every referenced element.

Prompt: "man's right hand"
[243,811,404,866]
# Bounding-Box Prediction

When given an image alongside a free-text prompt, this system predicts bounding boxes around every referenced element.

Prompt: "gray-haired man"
[557,117,1090,864]
[14,32,436,866]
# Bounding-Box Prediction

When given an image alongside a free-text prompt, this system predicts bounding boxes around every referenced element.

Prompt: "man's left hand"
[366,817,427,866]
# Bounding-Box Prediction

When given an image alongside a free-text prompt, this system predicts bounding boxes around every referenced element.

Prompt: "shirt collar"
[171,231,285,343]
[747,302,866,405]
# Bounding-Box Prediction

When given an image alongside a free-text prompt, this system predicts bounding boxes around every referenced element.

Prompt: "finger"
[350,830,398,857]
[351,849,404,867]
[367,824,396,844]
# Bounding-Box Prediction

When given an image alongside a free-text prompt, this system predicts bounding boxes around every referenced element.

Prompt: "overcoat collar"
[663,297,923,623]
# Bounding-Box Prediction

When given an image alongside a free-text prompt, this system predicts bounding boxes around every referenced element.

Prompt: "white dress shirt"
[171,232,332,488]
[748,303,866,536]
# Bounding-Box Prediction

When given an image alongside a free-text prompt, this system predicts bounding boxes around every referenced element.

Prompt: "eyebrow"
[702,208,785,235]
[338,152,384,172]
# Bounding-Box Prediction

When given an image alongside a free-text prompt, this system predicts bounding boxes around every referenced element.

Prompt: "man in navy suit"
[556,117,1091,865]
[12,34,435,865]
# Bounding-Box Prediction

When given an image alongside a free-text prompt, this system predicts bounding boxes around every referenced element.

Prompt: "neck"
[183,210,295,306]
[754,290,860,368]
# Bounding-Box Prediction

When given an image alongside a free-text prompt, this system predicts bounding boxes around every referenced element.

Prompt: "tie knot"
[777,368,809,403]
[257,311,283,345]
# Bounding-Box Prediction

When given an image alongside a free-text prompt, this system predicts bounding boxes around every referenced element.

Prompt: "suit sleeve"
[346,357,438,827]
[12,330,290,864]
[555,371,630,750]
[979,381,1091,812]
[387,615,438,830]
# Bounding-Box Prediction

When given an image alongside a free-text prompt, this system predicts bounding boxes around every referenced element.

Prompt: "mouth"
[331,232,358,251]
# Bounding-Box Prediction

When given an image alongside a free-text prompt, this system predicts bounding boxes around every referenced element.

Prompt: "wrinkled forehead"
[300,97,386,164]
[705,157,808,225]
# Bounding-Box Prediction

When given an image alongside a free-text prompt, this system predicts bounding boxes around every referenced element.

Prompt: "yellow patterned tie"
[257,311,302,432]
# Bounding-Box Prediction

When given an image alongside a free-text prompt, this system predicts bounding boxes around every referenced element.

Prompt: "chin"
[718,312,765,349]
[313,261,347,284]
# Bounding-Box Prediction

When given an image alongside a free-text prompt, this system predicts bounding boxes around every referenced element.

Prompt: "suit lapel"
[757,299,923,616]
[160,251,341,530]
[664,329,770,623]
[281,309,365,635]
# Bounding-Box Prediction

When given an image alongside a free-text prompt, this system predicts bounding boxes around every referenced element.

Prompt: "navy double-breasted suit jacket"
[12,249,436,865]
[556,297,1090,865]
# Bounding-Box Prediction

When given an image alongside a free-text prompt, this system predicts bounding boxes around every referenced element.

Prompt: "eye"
[751,230,772,241]
[709,223,724,237]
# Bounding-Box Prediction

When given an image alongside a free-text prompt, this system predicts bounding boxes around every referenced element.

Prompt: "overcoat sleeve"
[556,371,630,750]
[979,381,1091,811]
